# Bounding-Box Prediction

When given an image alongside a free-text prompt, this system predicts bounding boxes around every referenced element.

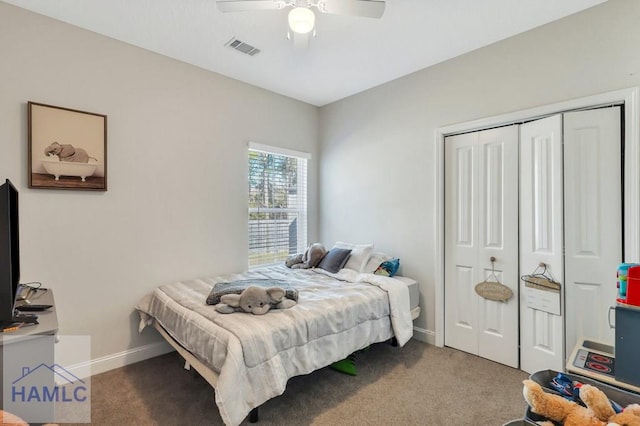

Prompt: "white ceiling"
[3,0,606,106]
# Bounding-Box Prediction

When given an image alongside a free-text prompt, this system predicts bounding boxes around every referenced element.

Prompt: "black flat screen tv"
[0,179,20,325]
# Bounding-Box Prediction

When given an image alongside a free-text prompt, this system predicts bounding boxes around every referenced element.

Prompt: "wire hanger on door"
[521,262,561,290]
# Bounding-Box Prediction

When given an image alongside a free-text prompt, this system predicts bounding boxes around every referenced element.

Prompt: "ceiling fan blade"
[216,0,289,13]
[318,0,385,19]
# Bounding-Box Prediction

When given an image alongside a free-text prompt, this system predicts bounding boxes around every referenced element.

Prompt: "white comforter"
[136,264,413,426]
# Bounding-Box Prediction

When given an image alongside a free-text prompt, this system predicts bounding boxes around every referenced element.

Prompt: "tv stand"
[0,289,58,421]
[0,314,39,331]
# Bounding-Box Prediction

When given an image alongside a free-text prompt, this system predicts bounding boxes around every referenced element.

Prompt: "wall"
[318,0,640,343]
[0,3,318,368]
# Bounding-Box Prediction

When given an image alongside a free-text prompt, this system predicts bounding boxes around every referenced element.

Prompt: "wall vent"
[225,38,261,56]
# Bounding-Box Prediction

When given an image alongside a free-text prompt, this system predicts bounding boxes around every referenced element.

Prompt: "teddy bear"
[0,410,58,426]
[0,411,27,426]
[285,243,326,269]
[523,379,640,426]
[214,285,297,315]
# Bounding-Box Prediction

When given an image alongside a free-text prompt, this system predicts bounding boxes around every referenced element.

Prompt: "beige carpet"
[71,340,530,425]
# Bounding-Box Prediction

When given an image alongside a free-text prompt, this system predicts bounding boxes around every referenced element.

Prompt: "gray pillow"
[317,248,352,273]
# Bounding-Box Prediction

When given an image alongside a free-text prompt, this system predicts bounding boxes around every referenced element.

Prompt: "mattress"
[394,276,419,310]
[136,264,415,426]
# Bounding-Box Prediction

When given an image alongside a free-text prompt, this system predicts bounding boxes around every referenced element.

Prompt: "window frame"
[247,142,310,268]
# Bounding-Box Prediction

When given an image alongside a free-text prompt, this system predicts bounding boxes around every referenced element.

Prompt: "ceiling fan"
[217,0,386,47]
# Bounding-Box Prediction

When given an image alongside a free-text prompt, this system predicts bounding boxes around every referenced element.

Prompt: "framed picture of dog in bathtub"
[28,101,107,191]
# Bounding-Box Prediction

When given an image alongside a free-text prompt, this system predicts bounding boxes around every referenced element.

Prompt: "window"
[248,143,309,268]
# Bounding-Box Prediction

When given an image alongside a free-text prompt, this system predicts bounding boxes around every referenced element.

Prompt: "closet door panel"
[445,133,479,355]
[564,107,622,356]
[477,126,519,368]
[520,115,564,373]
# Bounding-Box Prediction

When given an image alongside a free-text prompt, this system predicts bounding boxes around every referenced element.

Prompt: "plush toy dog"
[215,286,297,315]
[523,379,640,426]
[285,243,326,269]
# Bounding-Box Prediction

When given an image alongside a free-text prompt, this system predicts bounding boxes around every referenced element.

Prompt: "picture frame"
[28,102,107,191]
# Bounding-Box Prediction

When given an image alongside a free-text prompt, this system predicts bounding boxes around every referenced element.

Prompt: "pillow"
[363,252,391,274]
[334,242,374,272]
[317,248,352,273]
[374,258,400,277]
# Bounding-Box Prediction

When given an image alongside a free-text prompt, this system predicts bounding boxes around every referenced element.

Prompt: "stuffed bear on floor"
[0,411,27,426]
[0,410,59,426]
[523,379,640,426]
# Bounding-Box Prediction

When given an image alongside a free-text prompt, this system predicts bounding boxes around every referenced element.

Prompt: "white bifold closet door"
[444,125,519,368]
[519,115,565,373]
[519,108,622,373]
[563,107,622,358]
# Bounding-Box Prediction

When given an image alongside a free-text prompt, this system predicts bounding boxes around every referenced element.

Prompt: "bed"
[136,263,420,426]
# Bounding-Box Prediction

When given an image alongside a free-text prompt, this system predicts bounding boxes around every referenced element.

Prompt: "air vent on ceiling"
[225,38,261,56]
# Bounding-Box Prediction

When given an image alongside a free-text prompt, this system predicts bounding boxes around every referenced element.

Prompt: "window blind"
[248,145,308,268]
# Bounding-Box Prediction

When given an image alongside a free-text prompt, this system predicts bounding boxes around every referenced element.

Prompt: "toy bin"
[524,370,640,425]
[502,419,530,426]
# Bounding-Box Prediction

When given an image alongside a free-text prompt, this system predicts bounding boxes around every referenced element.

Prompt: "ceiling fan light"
[288,7,315,34]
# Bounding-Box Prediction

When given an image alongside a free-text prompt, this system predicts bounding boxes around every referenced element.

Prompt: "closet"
[444,125,519,368]
[444,107,622,372]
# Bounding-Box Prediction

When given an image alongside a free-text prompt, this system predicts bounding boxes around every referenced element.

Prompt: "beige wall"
[4,0,639,369]
[319,0,640,342]
[0,2,318,364]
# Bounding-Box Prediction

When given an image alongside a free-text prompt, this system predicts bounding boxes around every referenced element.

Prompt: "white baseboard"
[412,326,435,345]
[63,340,175,379]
